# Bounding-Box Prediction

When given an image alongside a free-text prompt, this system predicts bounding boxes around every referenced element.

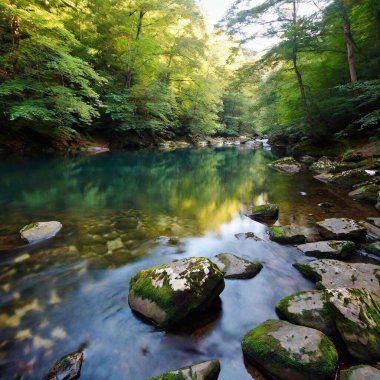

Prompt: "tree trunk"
[291,0,314,128]
[339,0,357,83]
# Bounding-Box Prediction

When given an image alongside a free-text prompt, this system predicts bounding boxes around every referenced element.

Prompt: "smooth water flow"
[0,148,376,379]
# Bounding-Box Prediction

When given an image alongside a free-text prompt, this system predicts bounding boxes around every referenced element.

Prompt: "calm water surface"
[0,148,377,379]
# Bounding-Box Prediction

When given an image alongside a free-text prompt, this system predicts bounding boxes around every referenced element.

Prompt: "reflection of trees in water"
[0,149,276,232]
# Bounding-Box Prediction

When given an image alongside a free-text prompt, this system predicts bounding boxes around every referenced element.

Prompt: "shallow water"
[0,148,377,379]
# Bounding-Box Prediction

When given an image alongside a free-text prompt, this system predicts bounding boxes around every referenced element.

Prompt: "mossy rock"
[213,253,263,279]
[366,242,380,257]
[46,351,83,380]
[349,184,380,204]
[20,221,62,243]
[310,157,356,174]
[293,260,380,301]
[269,225,306,244]
[268,157,302,174]
[340,365,380,380]
[247,203,279,221]
[148,360,221,380]
[128,257,225,328]
[296,241,356,259]
[275,290,337,336]
[326,288,380,362]
[316,218,366,241]
[241,319,338,380]
[329,169,374,188]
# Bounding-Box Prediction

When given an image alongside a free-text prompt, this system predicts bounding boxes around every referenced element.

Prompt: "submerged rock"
[268,157,302,174]
[148,360,221,380]
[20,221,62,243]
[349,184,380,203]
[318,202,334,208]
[366,242,380,257]
[296,241,356,258]
[269,225,306,244]
[46,351,83,380]
[128,257,224,327]
[241,319,338,380]
[340,365,380,380]
[316,218,366,241]
[310,157,351,174]
[329,169,374,188]
[326,288,380,362]
[247,203,279,221]
[213,253,262,279]
[294,259,380,300]
[234,232,261,241]
[275,290,336,336]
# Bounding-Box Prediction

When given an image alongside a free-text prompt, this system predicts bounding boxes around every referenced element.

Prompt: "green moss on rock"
[269,226,306,244]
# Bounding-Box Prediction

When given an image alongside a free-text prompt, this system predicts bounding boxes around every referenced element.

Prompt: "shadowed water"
[0,148,377,379]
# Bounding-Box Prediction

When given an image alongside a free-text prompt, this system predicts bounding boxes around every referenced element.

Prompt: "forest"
[0,0,379,151]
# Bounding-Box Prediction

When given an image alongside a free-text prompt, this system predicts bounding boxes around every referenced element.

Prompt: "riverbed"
[0,148,377,379]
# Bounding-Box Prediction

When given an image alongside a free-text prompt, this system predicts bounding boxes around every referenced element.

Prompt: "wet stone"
[148,360,221,380]
[247,203,279,221]
[366,242,380,257]
[20,221,62,243]
[296,240,356,259]
[234,232,262,241]
[340,365,380,380]
[269,225,306,244]
[316,218,366,241]
[268,157,302,174]
[46,351,83,380]
[213,253,263,279]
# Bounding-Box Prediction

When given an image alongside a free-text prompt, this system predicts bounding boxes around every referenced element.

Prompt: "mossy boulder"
[349,184,380,203]
[275,290,337,336]
[366,242,380,257]
[148,360,221,380]
[316,218,366,241]
[241,319,338,380]
[46,351,83,380]
[329,169,374,188]
[293,259,380,301]
[213,253,263,279]
[20,221,62,243]
[340,365,380,380]
[310,157,355,174]
[268,157,302,174]
[326,288,380,362]
[247,203,279,221]
[128,257,225,327]
[296,241,356,259]
[269,225,306,244]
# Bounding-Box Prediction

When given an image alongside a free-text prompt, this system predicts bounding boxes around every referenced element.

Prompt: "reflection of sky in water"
[0,148,377,379]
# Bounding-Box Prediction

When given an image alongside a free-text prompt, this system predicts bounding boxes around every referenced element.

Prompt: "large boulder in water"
[269,225,306,244]
[148,360,221,380]
[310,157,354,174]
[275,290,337,336]
[268,157,302,174]
[20,221,62,243]
[213,253,262,279]
[296,240,356,259]
[293,259,380,301]
[247,203,279,221]
[349,184,380,203]
[46,351,83,380]
[128,257,224,327]
[326,288,380,362]
[316,218,366,241]
[241,319,338,380]
[341,365,380,380]
[329,169,375,188]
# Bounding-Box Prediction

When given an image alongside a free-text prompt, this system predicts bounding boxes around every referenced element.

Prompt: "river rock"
[148,360,221,380]
[349,184,380,203]
[269,225,306,244]
[340,365,380,380]
[234,232,261,241]
[314,173,334,184]
[326,288,380,362]
[20,221,62,243]
[128,257,224,327]
[275,290,336,336]
[247,203,279,221]
[367,217,380,227]
[241,319,338,380]
[300,155,316,164]
[268,157,302,174]
[329,169,374,188]
[213,253,262,279]
[366,242,380,257]
[316,218,366,241]
[310,157,341,174]
[376,192,380,211]
[46,351,83,380]
[296,241,356,258]
[294,259,380,300]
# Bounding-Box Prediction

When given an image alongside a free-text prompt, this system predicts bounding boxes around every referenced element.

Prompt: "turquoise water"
[0,148,376,379]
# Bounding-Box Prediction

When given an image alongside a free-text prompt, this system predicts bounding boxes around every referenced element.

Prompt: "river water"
[0,148,377,379]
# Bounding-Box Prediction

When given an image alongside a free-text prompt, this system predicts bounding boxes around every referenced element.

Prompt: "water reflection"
[0,148,377,379]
